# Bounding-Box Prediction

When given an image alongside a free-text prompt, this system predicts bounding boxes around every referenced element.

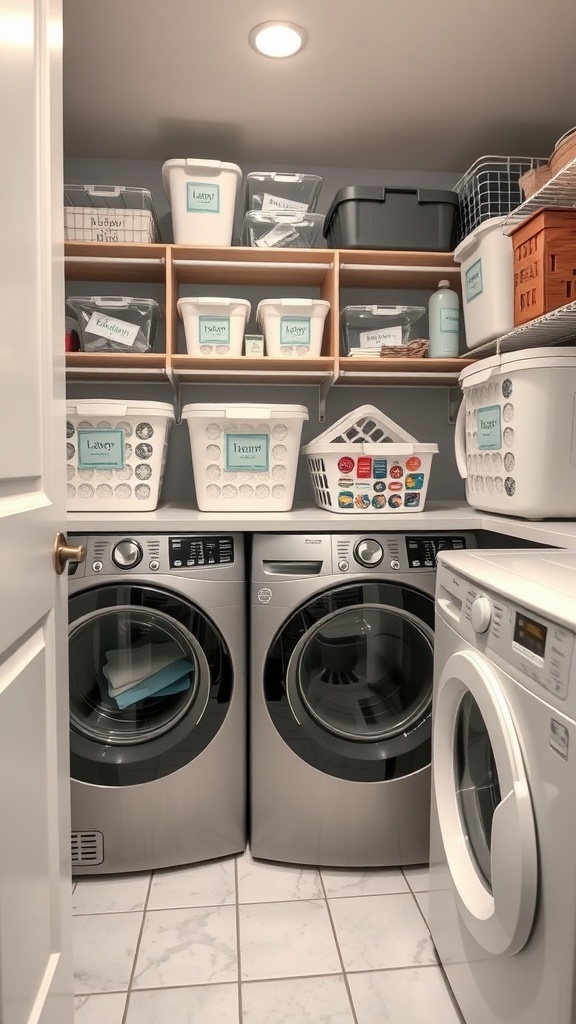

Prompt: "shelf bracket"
[448,385,461,424]
[166,366,182,424]
[318,372,336,423]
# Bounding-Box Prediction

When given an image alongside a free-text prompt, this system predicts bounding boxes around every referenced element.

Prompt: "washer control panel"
[67,534,238,578]
[169,535,234,568]
[334,533,475,574]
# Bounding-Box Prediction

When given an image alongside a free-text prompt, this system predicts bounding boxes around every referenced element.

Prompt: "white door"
[0,0,74,1022]
[433,648,538,957]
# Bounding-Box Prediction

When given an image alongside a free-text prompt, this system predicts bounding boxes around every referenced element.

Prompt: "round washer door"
[69,582,234,786]
[433,647,538,956]
[264,580,435,782]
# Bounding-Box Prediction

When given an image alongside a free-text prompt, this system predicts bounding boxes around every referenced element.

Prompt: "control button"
[149,559,160,571]
[470,596,492,634]
[390,559,401,571]
[354,538,383,568]
[92,560,103,573]
[338,560,349,572]
[111,539,143,570]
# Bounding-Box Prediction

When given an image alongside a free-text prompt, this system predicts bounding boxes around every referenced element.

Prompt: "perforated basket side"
[304,454,333,509]
[306,404,418,448]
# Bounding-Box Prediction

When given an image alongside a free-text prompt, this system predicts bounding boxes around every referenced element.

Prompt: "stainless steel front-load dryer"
[68,533,246,875]
[250,531,476,868]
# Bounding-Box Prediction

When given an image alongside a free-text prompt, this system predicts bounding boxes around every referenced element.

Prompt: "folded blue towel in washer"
[110,660,194,709]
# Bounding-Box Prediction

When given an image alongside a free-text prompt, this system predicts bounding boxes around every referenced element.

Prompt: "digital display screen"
[405,536,468,569]
[513,613,547,659]
[168,535,234,568]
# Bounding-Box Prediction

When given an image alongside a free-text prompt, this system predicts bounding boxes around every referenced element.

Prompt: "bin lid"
[182,403,309,420]
[66,399,174,418]
[162,159,242,195]
[453,215,509,262]
[324,185,458,234]
[176,296,251,317]
[459,347,576,384]
[246,172,322,184]
[256,298,330,314]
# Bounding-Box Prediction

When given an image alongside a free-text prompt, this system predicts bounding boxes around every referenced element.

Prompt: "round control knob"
[92,560,103,573]
[354,538,383,568]
[338,559,349,572]
[471,596,492,634]
[112,539,143,570]
[149,559,160,571]
[390,559,401,571]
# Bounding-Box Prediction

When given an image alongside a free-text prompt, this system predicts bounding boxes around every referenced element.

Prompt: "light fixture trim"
[249,21,307,59]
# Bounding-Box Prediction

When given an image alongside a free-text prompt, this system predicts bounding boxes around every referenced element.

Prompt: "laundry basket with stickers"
[302,405,438,513]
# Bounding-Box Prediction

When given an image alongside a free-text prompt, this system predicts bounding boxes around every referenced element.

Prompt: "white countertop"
[66,500,576,549]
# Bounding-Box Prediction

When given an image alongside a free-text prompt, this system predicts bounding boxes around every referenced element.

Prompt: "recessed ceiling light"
[249,21,307,59]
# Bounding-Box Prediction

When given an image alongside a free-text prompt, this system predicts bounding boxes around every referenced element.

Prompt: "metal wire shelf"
[504,157,576,230]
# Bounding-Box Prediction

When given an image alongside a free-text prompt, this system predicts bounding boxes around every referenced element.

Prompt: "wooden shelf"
[338,249,460,290]
[336,356,474,385]
[65,242,166,282]
[66,352,167,381]
[170,246,334,287]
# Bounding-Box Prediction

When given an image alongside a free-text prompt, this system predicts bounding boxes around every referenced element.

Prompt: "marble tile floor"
[72,850,465,1024]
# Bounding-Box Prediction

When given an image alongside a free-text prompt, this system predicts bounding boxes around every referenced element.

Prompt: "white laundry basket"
[454,216,514,349]
[162,159,242,245]
[256,298,330,358]
[66,400,174,511]
[177,297,251,357]
[182,403,308,511]
[456,348,576,519]
[302,405,438,513]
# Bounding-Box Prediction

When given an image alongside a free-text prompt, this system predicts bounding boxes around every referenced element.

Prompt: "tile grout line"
[120,871,154,1024]
[235,854,243,1023]
[319,869,360,1024]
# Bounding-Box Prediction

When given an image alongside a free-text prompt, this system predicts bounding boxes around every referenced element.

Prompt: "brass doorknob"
[54,532,86,575]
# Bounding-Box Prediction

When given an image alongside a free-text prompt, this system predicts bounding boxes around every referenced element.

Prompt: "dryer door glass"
[454,691,502,888]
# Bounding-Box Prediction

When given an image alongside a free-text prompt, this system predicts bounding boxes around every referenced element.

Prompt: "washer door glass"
[295,603,432,742]
[69,583,233,786]
[455,691,502,888]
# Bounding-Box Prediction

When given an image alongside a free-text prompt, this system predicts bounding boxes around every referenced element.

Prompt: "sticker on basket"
[261,193,308,212]
[356,457,372,479]
[405,473,425,490]
[373,459,387,479]
[338,456,355,473]
[404,492,421,508]
[406,456,422,471]
[372,494,387,509]
[355,494,371,509]
[199,316,230,345]
[477,405,502,450]
[466,259,483,302]
[187,181,220,213]
[373,481,386,493]
[390,463,404,479]
[338,478,354,487]
[338,491,354,508]
[359,326,402,348]
[77,429,124,470]
[440,308,460,332]
[280,317,311,346]
[388,481,402,492]
[225,433,269,471]
[85,313,140,347]
[388,494,403,509]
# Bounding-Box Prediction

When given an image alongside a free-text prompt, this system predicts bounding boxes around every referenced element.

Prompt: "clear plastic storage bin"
[177,297,251,357]
[256,298,330,358]
[162,159,242,245]
[182,403,309,512]
[341,305,426,355]
[63,185,160,243]
[65,296,161,352]
[66,399,174,511]
[242,211,325,248]
[302,405,438,513]
[245,172,323,212]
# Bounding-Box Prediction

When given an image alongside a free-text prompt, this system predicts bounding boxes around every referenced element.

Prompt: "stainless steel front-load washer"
[250,531,476,867]
[68,533,246,875]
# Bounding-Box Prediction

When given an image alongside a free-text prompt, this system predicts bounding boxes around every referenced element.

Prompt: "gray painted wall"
[64,157,466,507]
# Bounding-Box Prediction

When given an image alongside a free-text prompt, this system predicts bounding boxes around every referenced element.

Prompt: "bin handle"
[92,297,132,307]
[225,407,271,419]
[185,159,222,170]
[361,443,415,455]
[454,396,468,480]
[74,404,128,417]
[85,186,122,197]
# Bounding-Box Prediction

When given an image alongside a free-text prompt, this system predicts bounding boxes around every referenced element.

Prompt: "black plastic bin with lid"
[323,185,459,251]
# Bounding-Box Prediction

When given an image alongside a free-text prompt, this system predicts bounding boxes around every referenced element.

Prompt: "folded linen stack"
[103,639,194,709]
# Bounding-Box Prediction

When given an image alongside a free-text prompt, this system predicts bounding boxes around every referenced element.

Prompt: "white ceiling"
[63,0,576,172]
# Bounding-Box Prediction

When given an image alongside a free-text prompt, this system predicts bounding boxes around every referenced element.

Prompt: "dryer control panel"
[169,535,233,568]
[67,534,241,581]
[334,533,475,574]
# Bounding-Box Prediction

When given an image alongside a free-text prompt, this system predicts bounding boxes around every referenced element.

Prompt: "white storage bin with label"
[66,296,161,352]
[456,348,576,519]
[177,297,251,357]
[182,403,308,512]
[454,216,514,349]
[302,405,438,513]
[245,172,323,212]
[340,305,426,355]
[63,185,160,243]
[242,210,325,248]
[66,400,174,511]
[162,159,242,245]
[256,298,329,358]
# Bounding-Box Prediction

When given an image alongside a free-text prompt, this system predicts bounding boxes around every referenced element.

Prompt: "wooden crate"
[510,207,576,325]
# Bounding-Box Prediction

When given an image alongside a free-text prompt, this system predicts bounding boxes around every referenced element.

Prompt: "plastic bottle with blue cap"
[428,279,460,357]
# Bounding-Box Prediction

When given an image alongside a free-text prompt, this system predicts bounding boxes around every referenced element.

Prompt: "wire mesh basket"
[454,156,547,245]
[64,184,160,243]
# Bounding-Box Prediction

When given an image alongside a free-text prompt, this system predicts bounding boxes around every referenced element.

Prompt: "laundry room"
[5,2,576,1024]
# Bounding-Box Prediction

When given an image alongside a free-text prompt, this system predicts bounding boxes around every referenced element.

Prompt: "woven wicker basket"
[379,339,429,358]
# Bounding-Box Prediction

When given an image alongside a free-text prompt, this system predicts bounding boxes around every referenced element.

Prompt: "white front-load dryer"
[68,533,246,875]
[430,547,576,1024]
[250,530,476,868]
